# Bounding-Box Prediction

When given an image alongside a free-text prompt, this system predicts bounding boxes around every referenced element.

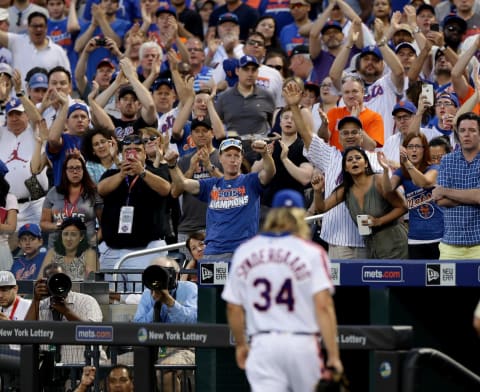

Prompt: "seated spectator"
[429,136,451,165]
[40,217,98,281]
[74,365,134,392]
[41,153,102,249]
[0,161,17,271]
[0,271,31,320]
[11,223,46,280]
[181,232,205,284]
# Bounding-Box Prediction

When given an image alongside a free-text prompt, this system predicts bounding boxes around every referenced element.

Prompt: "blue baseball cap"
[18,223,42,238]
[0,160,8,176]
[67,102,89,118]
[223,58,239,86]
[321,20,343,35]
[238,55,259,68]
[219,138,243,152]
[272,189,305,208]
[28,72,48,89]
[217,12,239,25]
[392,100,417,115]
[156,4,176,17]
[359,45,383,60]
[5,98,25,114]
[442,13,467,33]
[436,92,459,108]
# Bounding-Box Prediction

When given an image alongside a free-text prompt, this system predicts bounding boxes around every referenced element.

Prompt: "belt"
[18,197,32,204]
[253,330,319,337]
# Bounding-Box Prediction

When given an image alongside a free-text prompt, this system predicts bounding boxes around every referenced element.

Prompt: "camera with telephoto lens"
[47,272,72,302]
[143,265,177,291]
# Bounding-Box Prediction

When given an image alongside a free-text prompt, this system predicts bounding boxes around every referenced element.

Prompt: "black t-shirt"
[100,165,169,248]
[110,115,158,141]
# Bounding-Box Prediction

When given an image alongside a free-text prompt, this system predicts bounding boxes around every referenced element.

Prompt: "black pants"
[408,242,440,259]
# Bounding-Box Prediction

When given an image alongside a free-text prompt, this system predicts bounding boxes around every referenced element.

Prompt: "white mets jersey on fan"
[222,232,334,336]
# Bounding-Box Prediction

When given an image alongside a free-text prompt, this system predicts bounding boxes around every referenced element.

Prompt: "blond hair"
[262,207,311,240]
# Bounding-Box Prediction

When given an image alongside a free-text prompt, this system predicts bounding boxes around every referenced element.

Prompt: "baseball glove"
[315,367,350,392]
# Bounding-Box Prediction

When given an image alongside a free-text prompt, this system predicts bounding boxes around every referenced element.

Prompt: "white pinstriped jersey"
[222,233,333,335]
[304,134,382,247]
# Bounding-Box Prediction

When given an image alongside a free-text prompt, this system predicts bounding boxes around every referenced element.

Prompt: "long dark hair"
[401,132,431,180]
[253,15,280,49]
[341,146,374,191]
[81,127,117,164]
[0,175,9,207]
[56,153,97,201]
[53,217,89,257]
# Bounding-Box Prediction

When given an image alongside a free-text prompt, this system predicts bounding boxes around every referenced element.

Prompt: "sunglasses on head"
[122,136,143,145]
[220,138,243,150]
[267,64,283,71]
[142,135,159,143]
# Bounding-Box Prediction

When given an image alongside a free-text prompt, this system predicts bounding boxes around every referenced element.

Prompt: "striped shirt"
[437,150,480,246]
[304,134,382,247]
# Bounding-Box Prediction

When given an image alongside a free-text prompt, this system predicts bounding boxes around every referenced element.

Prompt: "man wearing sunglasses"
[98,134,172,299]
[166,137,275,259]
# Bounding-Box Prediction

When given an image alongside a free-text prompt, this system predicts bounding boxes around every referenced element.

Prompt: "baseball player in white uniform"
[222,189,343,392]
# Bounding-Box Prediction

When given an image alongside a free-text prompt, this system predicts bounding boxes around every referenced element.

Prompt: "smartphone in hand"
[421,83,434,106]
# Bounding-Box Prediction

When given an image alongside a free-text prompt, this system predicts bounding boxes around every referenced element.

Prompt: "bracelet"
[16,90,25,98]
[413,26,420,34]
[377,38,387,47]
[168,162,177,169]
[406,165,414,170]
[438,45,446,52]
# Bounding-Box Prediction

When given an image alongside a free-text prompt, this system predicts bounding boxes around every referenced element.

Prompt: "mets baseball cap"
[395,42,419,56]
[416,3,435,15]
[0,271,16,287]
[156,4,176,17]
[392,100,417,115]
[359,45,383,60]
[238,55,259,68]
[272,189,305,208]
[191,118,212,130]
[338,116,363,130]
[150,77,174,91]
[18,223,42,238]
[67,102,89,118]
[5,98,25,114]
[219,138,243,152]
[321,20,343,35]
[290,44,309,58]
[118,85,138,99]
[28,72,48,89]
[436,92,459,107]
[217,12,239,26]
[96,57,115,70]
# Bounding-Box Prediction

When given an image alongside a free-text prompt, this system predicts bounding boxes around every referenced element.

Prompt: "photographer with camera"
[25,262,104,364]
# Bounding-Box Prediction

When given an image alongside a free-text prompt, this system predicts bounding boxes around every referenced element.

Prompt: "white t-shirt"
[222,233,333,336]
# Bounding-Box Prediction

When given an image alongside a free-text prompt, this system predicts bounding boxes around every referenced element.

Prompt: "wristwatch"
[139,169,147,178]
[168,162,177,169]
[413,26,420,34]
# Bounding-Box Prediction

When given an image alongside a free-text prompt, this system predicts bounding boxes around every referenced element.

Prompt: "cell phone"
[421,83,434,106]
[430,23,440,32]
[95,38,106,46]
[125,149,137,161]
[356,215,372,235]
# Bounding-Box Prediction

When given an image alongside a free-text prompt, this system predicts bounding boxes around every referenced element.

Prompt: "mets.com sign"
[361,266,403,283]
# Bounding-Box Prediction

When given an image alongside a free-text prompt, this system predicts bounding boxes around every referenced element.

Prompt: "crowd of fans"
[0,0,478,283]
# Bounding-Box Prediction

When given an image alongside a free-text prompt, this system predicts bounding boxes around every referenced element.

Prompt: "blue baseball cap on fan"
[272,189,305,208]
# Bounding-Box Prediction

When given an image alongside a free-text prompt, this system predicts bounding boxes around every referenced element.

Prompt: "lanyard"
[9,297,20,320]
[64,196,79,217]
[125,175,139,206]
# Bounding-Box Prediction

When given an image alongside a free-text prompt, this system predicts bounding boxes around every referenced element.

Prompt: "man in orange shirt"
[327,76,384,151]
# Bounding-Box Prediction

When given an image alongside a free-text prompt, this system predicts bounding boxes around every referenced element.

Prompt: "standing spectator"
[171,0,203,40]
[40,217,98,281]
[136,41,163,83]
[208,0,259,41]
[0,12,71,89]
[74,365,134,392]
[0,10,12,66]
[0,271,31,320]
[279,0,311,55]
[433,112,480,259]
[8,0,47,34]
[40,152,102,248]
[165,137,275,259]
[429,136,451,165]
[0,161,17,270]
[0,98,47,230]
[25,67,49,105]
[222,189,343,391]
[313,146,408,259]
[11,223,46,280]
[185,37,213,93]
[253,15,282,52]
[379,132,443,259]
[196,0,214,40]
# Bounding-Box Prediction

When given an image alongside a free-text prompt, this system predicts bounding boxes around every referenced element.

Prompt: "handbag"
[24,175,46,200]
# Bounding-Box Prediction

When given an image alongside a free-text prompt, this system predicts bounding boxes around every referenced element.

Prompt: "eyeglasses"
[187,48,203,52]
[16,11,22,27]
[267,64,283,71]
[395,114,412,122]
[220,138,243,151]
[142,135,158,143]
[122,136,143,145]
[246,39,264,47]
[320,83,333,88]
[406,144,424,150]
[66,166,83,173]
[289,3,305,9]
[446,25,463,33]
[29,23,46,29]
[434,101,455,107]
[339,129,361,137]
